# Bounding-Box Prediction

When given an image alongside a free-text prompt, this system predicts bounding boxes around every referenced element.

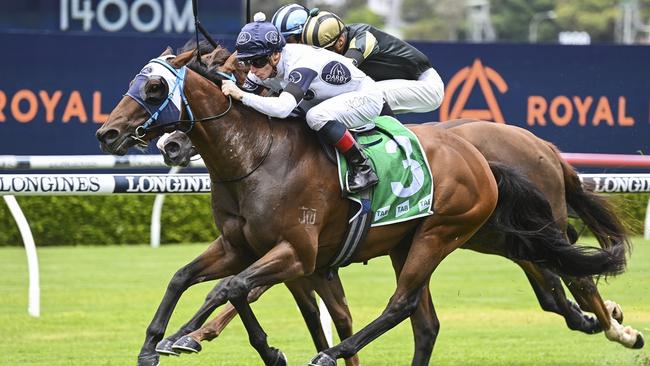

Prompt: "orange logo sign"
[439,58,508,123]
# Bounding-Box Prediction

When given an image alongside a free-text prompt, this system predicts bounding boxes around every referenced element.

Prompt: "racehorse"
[96,47,633,366]
[157,120,643,360]
[153,46,642,359]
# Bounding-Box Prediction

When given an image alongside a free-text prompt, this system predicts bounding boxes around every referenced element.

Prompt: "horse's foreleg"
[285,279,330,352]
[564,276,644,348]
[178,285,268,347]
[310,271,360,366]
[137,237,249,366]
[227,239,313,366]
[160,280,271,355]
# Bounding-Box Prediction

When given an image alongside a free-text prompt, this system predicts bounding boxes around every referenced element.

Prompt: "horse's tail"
[486,162,627,278]
[552,143,632,260]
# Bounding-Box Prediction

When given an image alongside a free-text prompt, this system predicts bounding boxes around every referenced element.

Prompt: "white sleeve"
[241,91,298,119]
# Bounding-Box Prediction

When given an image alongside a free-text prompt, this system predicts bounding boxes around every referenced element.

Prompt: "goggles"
[241,55,270,68]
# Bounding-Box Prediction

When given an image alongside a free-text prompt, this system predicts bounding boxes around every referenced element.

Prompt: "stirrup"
[346,170,379,193]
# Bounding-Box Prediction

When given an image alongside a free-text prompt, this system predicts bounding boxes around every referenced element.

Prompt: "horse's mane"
[176,39,234,85]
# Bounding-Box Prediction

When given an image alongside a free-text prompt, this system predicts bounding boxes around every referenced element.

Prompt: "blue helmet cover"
[236,21,286,60]
[271,3,309,38]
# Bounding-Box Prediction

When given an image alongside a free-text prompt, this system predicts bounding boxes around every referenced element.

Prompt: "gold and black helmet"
[301,9,345,48]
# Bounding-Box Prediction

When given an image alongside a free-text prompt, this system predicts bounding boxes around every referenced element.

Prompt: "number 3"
[385,136,424,198]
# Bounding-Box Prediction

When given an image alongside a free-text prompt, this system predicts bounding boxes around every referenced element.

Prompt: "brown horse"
[157,120,642,360]
[155,46,642,358]
[96,48,631,366]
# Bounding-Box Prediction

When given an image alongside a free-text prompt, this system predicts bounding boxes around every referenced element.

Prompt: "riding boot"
[317,120,379,193]
[343,141,378,192]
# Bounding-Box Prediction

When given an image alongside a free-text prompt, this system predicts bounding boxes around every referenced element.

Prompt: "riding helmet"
[271,3,309,39]
[301,9,346,48]
[235,21,286,60]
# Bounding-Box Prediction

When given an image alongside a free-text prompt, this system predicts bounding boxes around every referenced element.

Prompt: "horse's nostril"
[97,128,120,144]
[165,142,181,157]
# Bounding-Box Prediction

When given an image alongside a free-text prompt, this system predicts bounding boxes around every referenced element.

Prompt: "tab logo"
[375,206,390,221]
[396,201,410,217]
[440,58,508,123]
[418,195,432,212]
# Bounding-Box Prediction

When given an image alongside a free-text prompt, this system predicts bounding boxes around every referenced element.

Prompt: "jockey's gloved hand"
[222,80,244,101]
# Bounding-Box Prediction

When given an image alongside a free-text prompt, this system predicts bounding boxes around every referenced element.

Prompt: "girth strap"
[328,189,372,272]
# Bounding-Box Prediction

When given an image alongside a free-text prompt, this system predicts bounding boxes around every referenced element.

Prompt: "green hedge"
[0,195,218,246]
[0,193,647,246]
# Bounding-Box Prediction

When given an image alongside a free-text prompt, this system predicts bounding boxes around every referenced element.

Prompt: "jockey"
[271,3,309,43]
[301,9,445,114]
[222,20,382,193]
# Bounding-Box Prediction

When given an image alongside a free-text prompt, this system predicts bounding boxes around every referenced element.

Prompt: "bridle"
[127,57,273,183]
[128,58,234,144]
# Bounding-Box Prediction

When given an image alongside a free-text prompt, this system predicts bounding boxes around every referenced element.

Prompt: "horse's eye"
[145,79,168,105]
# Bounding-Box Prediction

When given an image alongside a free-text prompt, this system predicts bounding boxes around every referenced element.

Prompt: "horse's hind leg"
[389,243,440,365]
[564,276,644,348]
[309,271,360,366]
[515,260,601,334]
[310,219,482,366]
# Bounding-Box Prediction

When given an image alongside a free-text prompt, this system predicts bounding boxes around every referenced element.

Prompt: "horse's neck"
[183,75,275,185]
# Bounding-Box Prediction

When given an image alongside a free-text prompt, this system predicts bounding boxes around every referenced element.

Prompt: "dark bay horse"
[96,48,633,366]
[157,120,643,359]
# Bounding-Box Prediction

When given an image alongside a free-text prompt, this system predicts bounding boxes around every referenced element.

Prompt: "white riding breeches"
[375,68,445,114]
[305,90,384,131]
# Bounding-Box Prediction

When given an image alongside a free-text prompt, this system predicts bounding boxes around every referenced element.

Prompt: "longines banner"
[0,174,212,195]
[0,29,648,155]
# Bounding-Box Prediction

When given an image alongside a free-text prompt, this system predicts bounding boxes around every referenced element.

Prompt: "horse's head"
[158,131,196,167]
[96,47,196,155]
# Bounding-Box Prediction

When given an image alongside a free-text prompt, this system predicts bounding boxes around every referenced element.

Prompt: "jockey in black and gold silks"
[300,9,445,114]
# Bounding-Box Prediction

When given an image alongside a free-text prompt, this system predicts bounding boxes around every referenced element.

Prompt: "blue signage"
[405,42,650,155]
[0,30,648,156]
[0,0,242,36]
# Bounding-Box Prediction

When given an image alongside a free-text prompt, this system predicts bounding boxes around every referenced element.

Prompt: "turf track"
[1,238,649,365]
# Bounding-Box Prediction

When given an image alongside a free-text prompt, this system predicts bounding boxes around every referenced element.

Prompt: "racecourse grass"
[1,239,650,366]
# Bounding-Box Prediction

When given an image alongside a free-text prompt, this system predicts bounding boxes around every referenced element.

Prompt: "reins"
[135,0,270,183]
[133,64,274,184]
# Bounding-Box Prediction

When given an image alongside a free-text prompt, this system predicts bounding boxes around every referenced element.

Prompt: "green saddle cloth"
[336,116,434,227]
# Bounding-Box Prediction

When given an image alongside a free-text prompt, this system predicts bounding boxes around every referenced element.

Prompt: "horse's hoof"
[155,338,180,356]
[137,354,160,366]
[172,335,202,354]
[271,347,288,366]
[633,333,645,349]
[308,352,336,366]
[605,300,624,323]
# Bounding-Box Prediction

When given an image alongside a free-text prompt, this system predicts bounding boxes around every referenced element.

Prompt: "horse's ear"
[160,46,174,57]
[229,51,249,84]
[169,49,195,68]
[232,51,247,72]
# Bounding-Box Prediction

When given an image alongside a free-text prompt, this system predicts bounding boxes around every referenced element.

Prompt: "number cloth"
[336,116,434,226]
